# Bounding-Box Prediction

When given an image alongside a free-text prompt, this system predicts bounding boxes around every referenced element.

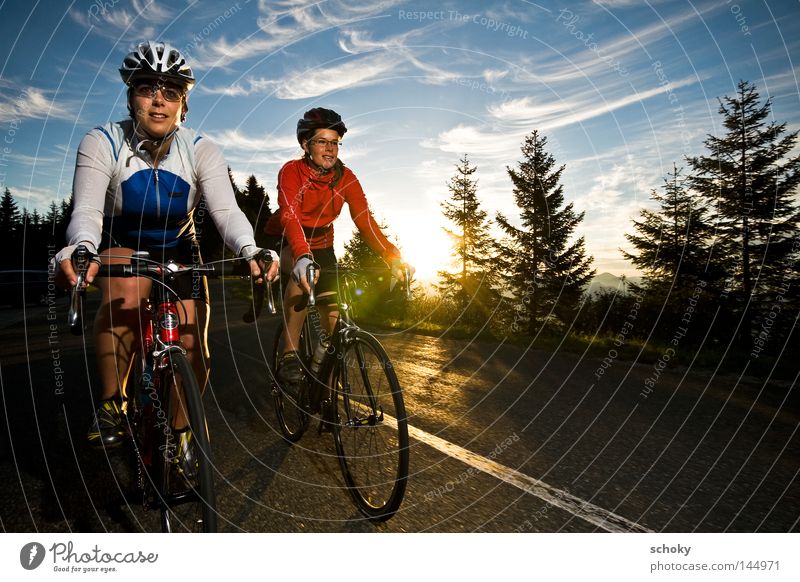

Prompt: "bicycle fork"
[340,342,384,428]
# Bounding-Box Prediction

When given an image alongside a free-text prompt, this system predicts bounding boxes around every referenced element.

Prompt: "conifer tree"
[340,222,402,318]
[621,165,718,344]
[496,131,594,333]
[0,187,20,235]
[687,80,800,343]
[623,164,714,286]
[237,174,272,246]
[438,154,498,324]
[0,188,21,268]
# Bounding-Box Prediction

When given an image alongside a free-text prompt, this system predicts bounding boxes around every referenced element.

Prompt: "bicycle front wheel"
[333,331,409,521]
[154,350,217,533]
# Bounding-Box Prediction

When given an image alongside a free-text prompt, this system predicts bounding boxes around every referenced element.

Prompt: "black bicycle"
[69,245,274,532]
[271,264,410,521]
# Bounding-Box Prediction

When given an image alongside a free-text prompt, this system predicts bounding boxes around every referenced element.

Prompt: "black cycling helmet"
[119,41,195,90]
[296,108,347,145]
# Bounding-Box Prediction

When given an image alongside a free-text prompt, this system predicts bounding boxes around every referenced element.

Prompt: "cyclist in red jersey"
[264,108,412,390]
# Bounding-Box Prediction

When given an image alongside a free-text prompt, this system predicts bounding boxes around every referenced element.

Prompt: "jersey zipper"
[154,167,160,218]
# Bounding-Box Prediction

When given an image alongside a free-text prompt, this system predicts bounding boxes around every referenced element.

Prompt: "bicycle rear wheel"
[271,321,310,441]
[333,330,409,521]
[154,350,217,532]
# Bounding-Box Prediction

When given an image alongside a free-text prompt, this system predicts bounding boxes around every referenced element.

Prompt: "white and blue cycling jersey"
[66,119,255,254]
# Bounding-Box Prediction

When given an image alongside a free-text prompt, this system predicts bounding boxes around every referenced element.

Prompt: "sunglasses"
[133,82,185,102]
[308,138,342,148]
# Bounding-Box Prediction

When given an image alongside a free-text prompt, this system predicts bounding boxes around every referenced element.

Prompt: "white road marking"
[222,341,652,532]
[399,420,653,533]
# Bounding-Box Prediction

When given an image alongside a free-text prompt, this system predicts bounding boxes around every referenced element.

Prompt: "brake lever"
[307,262,317,307]
[403,266,413,301]
[242,255,277,323]
[68,245,89,336]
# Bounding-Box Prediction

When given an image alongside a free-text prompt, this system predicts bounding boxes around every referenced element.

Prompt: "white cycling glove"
[239,244,278,264]
[52,241,99,269]
[292,255,315,285]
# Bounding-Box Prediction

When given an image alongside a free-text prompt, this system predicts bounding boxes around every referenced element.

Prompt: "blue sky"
[0,0,798,280]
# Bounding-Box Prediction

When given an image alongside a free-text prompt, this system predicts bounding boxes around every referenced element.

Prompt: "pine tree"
[623,164,715,286]
[496,131,595,333]
[340,226,387,271]
[340,222,402,320]
[438,154,499,326]
[0,188,22,268]
[687,80,800,344]
[620,165,717,344]
[237,174,272,246]
[0,187,20,235]
[45,201,61,232]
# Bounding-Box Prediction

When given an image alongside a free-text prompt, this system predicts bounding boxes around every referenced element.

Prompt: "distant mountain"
[586,272,642,295]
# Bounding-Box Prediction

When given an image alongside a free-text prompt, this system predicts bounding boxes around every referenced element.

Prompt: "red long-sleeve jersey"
[264,158,400,263]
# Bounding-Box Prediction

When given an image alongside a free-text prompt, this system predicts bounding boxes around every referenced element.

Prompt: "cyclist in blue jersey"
[54,41,278,472]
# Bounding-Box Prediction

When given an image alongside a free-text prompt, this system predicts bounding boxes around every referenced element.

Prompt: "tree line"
[341,80,799,367]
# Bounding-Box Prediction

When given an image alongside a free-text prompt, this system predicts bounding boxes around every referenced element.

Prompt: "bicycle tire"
[271,321,310,442]
[332,330,409,521]
[123,353,151,504]
[153,350,217,533]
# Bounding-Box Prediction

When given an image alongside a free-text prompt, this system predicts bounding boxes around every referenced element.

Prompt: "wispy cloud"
[201,76,279,96]
[277,52,402,99]
[11,153,61,167]
[203,24,449,99]
[205,128,297,153]
[195,0,400,68]
[423,76,699,164]
[489,76,699,131]
[8,185,59,211]
[0,85,73,122]
[68,0,172,42]
[203,50,402,99]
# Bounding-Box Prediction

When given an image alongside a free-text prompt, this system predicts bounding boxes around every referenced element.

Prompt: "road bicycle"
[271,263,410,521]
[69,245,274,532]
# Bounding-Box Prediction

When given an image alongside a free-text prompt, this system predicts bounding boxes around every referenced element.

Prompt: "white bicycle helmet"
[119,41,195,90]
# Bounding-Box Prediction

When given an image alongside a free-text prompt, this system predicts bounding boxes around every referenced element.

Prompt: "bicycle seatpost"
[307,262,317,307]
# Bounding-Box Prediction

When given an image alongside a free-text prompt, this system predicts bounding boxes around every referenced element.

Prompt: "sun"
[332,213,452,288]
[392,221,452,287]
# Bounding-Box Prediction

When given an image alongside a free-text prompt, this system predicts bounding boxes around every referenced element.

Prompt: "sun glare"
[393,222,452,287]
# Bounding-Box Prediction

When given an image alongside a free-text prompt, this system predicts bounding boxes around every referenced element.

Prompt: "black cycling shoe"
[276,351,307,402]
[173,429,198,483]
[86,398,126,449]
[277,351,304,383]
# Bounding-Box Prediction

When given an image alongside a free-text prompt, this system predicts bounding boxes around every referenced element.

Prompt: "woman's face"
[131,80,184,138]
[303,128,340,170]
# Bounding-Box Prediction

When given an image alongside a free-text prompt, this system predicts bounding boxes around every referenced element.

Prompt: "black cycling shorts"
[278,244,339,297]
[98,231,208,303]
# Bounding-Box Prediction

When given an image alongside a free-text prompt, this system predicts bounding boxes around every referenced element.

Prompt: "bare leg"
[280,276,308,354]
[94,248,151,401]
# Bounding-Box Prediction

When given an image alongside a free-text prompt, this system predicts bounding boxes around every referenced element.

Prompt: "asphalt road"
[0,281,797,532]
